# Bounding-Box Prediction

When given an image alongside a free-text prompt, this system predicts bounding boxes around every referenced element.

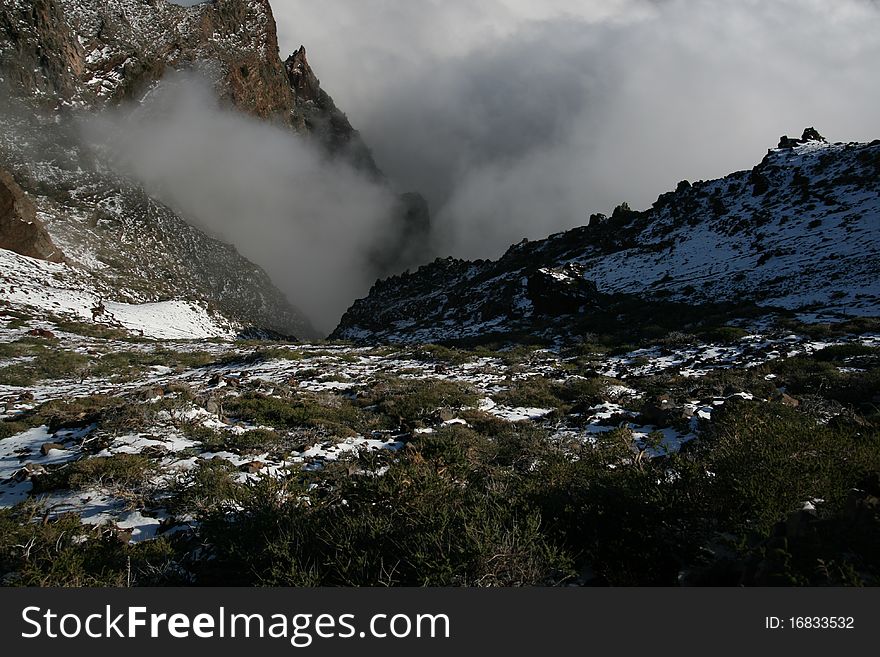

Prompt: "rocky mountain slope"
[0,91,310,337]
[334,130,880,344]
[0,0,426,337]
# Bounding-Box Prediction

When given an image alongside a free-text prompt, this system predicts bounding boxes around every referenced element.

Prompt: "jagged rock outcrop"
[1,0,291,118]
[0,167,63,263]
[0,0,381,171]
[285,46,382,178]
[777,127,827,149]
[334,131,880,344]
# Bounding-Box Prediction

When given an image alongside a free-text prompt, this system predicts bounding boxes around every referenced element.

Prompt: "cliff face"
[0,0,377,165]
[286,46,383,178]
[0,167,63,263]
[2,0,288,114]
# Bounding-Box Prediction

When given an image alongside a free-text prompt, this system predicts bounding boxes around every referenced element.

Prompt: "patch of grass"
[813,343,878,362]
[226,392,368,436]
[0,505,184,586]
[492,377,563,410]
[698,400,880,531]
[85,349,215,381]
[699,325,749,343]
[0,419,29,439]
[0,345,90,386]
[50,319,129,340]
[492,376,607,411]
[166,459,244,515]
[19,395,126,433]
[778,316,880,341]
[32,454,155,494]
[368,377,480,424]
[198,438,574,586]
[213,347,303,367]
[404,344,475,365]
[773,356,880,414]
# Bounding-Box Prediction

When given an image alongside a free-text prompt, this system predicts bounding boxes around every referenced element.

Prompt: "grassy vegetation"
[2,325,878,587]
[31,454,156,494]
[225,392,370,437]
[491,376,609,412]
[49,318,130,341]
[0,506,185,586]
[0,340,90,386]
[185,400,879,586]
[0,340,218,386]
[365,377,480,425]
[183,424,287,454]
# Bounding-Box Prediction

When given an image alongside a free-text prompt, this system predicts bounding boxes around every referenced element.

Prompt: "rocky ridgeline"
[334,130,880,344]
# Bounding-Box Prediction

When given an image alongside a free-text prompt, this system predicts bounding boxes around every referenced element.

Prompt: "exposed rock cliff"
[0,167,63,263]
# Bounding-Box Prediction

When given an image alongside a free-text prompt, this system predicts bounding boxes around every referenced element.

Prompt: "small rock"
[141,445,168,458]
[12,463,47,482]
[40,442,65,456]
[779,393,800,408]
[435,407,455,423]
[239,461,265,474]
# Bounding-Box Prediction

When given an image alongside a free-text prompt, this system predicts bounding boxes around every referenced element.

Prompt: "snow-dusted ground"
[0,248,235,339]
[2,307,877,542]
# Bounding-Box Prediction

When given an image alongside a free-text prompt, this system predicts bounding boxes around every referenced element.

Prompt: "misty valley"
[0,0,879,587]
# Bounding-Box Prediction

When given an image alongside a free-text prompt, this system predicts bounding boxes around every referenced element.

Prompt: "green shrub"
[198,449,573,586]
[698,400,880,531]
[0,505,182,586]
[370,378,480,423]
[492,377,563,410]
[50,319,130,340]
[0,348,90,386]
[166,459,244,515]
[226,392,368,436]
[32,454,155,494]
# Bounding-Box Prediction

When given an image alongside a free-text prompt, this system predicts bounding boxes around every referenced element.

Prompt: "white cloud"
[269,0,880,258]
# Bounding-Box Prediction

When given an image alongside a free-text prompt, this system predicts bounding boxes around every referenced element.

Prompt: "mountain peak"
[285,46,322,104]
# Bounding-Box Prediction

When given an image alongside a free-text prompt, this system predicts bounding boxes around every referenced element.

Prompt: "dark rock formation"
[778,127,827,149]
[526,264,599,316]
[285,46,383,178]
[0,167,63,262]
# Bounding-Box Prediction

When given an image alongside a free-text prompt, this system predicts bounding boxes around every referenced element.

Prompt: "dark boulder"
[526,264,600,316]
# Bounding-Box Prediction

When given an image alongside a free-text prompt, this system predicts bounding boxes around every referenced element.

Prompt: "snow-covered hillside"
[0,248,234,339]
[334,132,880,344]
